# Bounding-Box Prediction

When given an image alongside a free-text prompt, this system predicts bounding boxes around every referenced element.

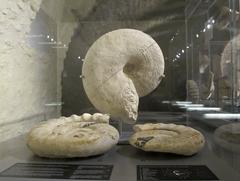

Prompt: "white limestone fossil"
[129,123,205,156]
[204,71,215,100]
[186,80,200,103]
[27,113,119,158]
[199,71,215,100]
[199,53,210,74]
[221,34,240,97]
[82,29,165,124]
[214,123,240,153]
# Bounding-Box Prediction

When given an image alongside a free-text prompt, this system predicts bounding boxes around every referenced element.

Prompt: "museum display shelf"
[0,113,239,181]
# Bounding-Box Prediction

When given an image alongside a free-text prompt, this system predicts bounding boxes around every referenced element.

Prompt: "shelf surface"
[0,115,240,181]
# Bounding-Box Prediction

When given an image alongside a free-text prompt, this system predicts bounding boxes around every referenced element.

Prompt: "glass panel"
[0,1,240,180]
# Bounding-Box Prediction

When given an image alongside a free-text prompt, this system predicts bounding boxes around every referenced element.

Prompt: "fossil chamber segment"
[82,29,165,124]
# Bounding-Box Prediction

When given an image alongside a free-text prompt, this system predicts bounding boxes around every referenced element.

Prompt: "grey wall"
[0,0,62,142]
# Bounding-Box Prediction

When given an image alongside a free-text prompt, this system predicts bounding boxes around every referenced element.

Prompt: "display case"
[185,0,240,111]
[184,0,240,180]
[0,0,240,181]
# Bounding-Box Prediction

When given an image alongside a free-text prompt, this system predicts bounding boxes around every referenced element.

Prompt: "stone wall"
[0,0,85,142]
[0,0,59,142]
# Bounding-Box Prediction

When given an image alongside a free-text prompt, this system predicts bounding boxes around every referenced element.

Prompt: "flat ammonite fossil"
[214,123,240,153]
[129,123,205,156]
[27,113,119,158]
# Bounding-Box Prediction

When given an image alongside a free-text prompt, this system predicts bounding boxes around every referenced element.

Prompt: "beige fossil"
[186,80,200,103]
[214,123,240,153]
[27,113,119,158]
[221,34,240,97]
[82,29,165,124]
[129,123,205,156]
